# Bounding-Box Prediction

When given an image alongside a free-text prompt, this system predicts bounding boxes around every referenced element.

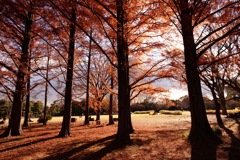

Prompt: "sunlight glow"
[169,88,188,100]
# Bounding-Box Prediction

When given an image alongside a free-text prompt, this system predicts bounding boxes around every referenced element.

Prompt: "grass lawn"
[0,113,239,160]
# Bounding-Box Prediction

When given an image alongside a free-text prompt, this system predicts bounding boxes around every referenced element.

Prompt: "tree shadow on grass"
[220,118,240,160]
[80,141,120,160]
[42,134,117,160]
[0,123,61,144]
[0,132,51,145]
[0,136,57,153]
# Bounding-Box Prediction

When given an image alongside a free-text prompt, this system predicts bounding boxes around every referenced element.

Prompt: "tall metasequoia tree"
[165,0,240,143]
[58,3,76,137]
[178,0,219,142]
[43,52,50,126]
[84,28,92,125]
[108,67,115,125]
[115,0,131,145]
[78,0,170,140]
[1,5,33,137]
[69,1,129,132]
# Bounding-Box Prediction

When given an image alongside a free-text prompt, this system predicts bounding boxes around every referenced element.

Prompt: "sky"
[168,88,188,100]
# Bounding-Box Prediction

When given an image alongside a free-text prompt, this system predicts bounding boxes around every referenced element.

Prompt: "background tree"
[0,99,11,121]
[108,68,115,125]
[48,100,64,116]
[31,101,44,117]
[23,52,32,127]
[0,0,35,137]
[58,2,76,137]
[43,50,51,125]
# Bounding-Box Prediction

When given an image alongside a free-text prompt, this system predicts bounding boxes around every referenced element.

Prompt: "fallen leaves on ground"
[0,114,239,160]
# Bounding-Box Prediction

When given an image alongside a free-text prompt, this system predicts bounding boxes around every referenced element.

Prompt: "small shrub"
[38,114,52,123]
[206,110,216,114]
[71,118,77,122]
[149,110,156,115]
[160,110,182,115]
[227,110,240,118]
[134,110,154,114]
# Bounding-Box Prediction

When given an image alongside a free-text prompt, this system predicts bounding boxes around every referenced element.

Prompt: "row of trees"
[0,99,87,119]
[2,93,239,122]
[0,0,239,146]
[131,93,240,112]
[0,100,43,119]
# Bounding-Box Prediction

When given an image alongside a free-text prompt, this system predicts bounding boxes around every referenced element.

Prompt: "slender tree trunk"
[1,11,32,137]
[210,88,223,125]
[58,5,76,137]
[115,0,131,146]
[179,1,220,143]
[23,63,31,127]
[218,86,227,115]
[108,75,114,125]
[43,53,50,126]
[96,107,100,121]
[84,28,92,125]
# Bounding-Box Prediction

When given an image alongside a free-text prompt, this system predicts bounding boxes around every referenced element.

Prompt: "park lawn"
[0,114,239,160]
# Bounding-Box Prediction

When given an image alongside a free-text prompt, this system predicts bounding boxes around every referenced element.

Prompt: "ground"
[0,112,239,160]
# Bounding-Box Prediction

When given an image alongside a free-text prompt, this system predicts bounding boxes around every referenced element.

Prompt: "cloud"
[169,88,188,100]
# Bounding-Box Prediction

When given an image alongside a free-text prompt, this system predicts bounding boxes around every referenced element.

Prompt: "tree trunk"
[115,0,131,146]
[96,107,100,121]
[1,11,32,137]
[84,28,92,125]
[43,53,50,126]
[216,78,227,115]
[58,5,76,137]
[210,88,223,125]
[218,88,227,115]
[179,1,220,143]
[23,65,31,127]
[108,76,114,125]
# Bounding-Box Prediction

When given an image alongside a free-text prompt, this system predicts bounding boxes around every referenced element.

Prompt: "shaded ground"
[0,113,239,160]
